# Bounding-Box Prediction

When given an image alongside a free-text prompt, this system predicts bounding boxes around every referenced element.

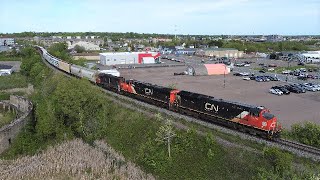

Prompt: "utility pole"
[223,67,226,88]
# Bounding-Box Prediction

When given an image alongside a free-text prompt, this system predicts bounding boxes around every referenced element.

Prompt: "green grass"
[274,65,315,74]
[0,73,28,90]
[0,110,16,128]
[0,91,26,100]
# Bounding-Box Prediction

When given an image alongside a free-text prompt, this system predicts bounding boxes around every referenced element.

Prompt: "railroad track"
[275,138,320,157]
[38,50,320,161]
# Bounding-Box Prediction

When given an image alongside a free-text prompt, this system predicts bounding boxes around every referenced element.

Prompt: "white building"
[100,52,160,66]
[300,51,320,63]
[68,41,100,51]
[0,38,14,46]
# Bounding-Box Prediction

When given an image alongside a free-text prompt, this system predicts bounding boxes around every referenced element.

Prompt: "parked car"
[244,64,250,67]
[297,76,307,80]
[304,83,320,91]
[306,74,314,79]
[269,88,283,96]
[268,68,275,71]
[255,77,263,82]
[243,77,251,81]
[260,76,270,82]
[267,76,279,81]
[282,70,291,74]
[272,86,290,95]
[300,68,307,72]
[259,69,266,73]
[291,84,306,93]
[268,64,277,67]
[240,72,250,76]
[301,84,317,92]
[283,85,303,93]
[249,75,256,80]
[233,72,241,76]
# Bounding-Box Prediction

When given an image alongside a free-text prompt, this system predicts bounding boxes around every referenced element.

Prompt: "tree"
[208,40,224,48]
[155,114,176,158]
[74,45,86,53]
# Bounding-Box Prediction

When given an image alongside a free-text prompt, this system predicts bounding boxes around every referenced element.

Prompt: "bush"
[263,147,293,176]
[290,122,320,148]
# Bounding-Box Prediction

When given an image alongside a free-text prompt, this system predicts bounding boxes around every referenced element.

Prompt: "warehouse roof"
[0,64,13,69]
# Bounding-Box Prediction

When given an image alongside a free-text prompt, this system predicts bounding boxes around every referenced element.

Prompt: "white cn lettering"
[145,88,153,95]
[204,102,219,112]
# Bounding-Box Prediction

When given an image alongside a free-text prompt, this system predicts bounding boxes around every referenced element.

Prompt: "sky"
[1,0,319,35]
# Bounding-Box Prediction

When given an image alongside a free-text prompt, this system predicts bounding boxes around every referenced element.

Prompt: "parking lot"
[119,60,320,129]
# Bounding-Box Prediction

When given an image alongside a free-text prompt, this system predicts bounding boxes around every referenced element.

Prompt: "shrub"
[290,122,320,148]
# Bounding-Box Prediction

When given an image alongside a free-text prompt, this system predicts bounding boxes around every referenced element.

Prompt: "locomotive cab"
[240,107,281,134]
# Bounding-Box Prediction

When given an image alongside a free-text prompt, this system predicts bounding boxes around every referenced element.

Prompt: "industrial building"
[99,52,160,66]
[195,48,243,58]
[300,51,320,63]
[186,64,230,76]
[0,38,14,46]
[175,48,197,55]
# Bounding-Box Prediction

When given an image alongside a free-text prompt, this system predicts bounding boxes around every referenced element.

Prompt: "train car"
[130,81,173,106]
[70,64,97,82]
[171,90,280,137]
[58,61,71,73]
[44,53,59,68]
[96,73,124,91]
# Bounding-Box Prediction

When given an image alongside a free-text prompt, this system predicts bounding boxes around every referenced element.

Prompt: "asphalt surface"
[118,56,320,129]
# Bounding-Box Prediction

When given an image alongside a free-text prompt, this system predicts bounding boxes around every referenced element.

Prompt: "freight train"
[35,45,282,139]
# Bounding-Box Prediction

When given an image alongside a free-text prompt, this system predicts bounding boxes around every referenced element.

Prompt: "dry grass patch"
[0,139,154,180]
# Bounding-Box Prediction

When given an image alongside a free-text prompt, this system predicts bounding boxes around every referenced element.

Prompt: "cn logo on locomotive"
[144,88,153,95]
[204,102,219,112]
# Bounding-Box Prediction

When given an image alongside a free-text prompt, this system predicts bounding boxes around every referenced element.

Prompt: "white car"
[268,68,275,71]
[240,72,250,76]
[269,88,283,96]
[282,70,291,74]
[244,64,250,67]
[243,77,251,81]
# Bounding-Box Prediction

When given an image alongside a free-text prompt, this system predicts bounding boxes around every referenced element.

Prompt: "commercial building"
[300,51,320,63]
[0,38,14,46]
[100,52,160,66]
[175,48,197,55]
[186,64,230,76]
[195,48,243,58]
